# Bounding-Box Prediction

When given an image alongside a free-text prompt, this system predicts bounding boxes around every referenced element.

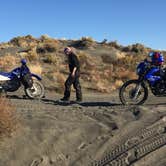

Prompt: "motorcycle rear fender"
[31,73,42,81]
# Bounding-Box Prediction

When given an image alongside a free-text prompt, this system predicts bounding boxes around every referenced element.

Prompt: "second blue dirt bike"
[119,59,166,105]
[0,59,45,99]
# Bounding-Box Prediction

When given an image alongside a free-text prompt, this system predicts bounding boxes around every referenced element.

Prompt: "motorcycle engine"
[152,80,166,95]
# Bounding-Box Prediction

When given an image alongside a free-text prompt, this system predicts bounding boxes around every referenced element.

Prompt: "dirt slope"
[0,91,165,166]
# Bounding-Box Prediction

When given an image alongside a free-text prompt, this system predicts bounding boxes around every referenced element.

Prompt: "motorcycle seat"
[0,72,13,79]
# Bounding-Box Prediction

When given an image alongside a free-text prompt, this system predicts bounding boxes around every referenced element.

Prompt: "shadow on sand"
[45,99,121,107]
[6,95,166,107]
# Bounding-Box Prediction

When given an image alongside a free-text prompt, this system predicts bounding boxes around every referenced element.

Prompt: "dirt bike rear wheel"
[25,80,45,99]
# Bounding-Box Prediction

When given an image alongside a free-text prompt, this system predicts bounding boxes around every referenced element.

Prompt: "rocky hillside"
[0,35,165,93]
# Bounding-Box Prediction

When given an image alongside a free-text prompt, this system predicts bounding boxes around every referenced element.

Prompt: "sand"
[0,91,165,166]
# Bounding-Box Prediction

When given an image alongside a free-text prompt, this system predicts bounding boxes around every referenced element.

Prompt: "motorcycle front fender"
[31,73,42,81]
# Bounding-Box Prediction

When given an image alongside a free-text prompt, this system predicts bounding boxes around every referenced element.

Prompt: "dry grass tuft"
[0,97,18,138]
[29,63,42,75]
[54,72,66,93]
[10,35,38,48]
[43,54,58,64]
[0,55,17,71]
[71,37,96,49]
[37,37,59,54]
[77,52,96,71]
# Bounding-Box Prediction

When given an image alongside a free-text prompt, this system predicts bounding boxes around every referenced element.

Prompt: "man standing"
[61,47,82,102]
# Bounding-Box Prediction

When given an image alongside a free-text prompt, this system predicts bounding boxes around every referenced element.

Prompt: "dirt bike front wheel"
[119,80,148,105]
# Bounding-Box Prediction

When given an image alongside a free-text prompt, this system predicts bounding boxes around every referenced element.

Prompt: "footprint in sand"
[30,157,43,166]
[30,156,49,166]
[78,142,87,150]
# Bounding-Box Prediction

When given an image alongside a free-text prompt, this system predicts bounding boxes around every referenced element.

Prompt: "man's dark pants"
[64,72,82,100]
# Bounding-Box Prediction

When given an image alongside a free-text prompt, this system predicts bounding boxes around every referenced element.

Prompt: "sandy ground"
[0,90,165,166]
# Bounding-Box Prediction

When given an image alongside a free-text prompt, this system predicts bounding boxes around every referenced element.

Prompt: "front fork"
[133,83,142,100]
[133,77,145,100]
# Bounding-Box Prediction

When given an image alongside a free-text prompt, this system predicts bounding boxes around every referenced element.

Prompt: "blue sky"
[0,0,166,50]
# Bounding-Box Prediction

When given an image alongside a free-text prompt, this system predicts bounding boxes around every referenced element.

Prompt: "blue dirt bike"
[0,59,45,99]
[119,59,166,105]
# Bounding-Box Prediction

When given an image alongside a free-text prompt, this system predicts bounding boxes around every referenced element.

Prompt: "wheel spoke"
[119,80,148,105]
[25,80,44,99]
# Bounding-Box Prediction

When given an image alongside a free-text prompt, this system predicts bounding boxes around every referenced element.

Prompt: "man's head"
[64,47,72,55]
